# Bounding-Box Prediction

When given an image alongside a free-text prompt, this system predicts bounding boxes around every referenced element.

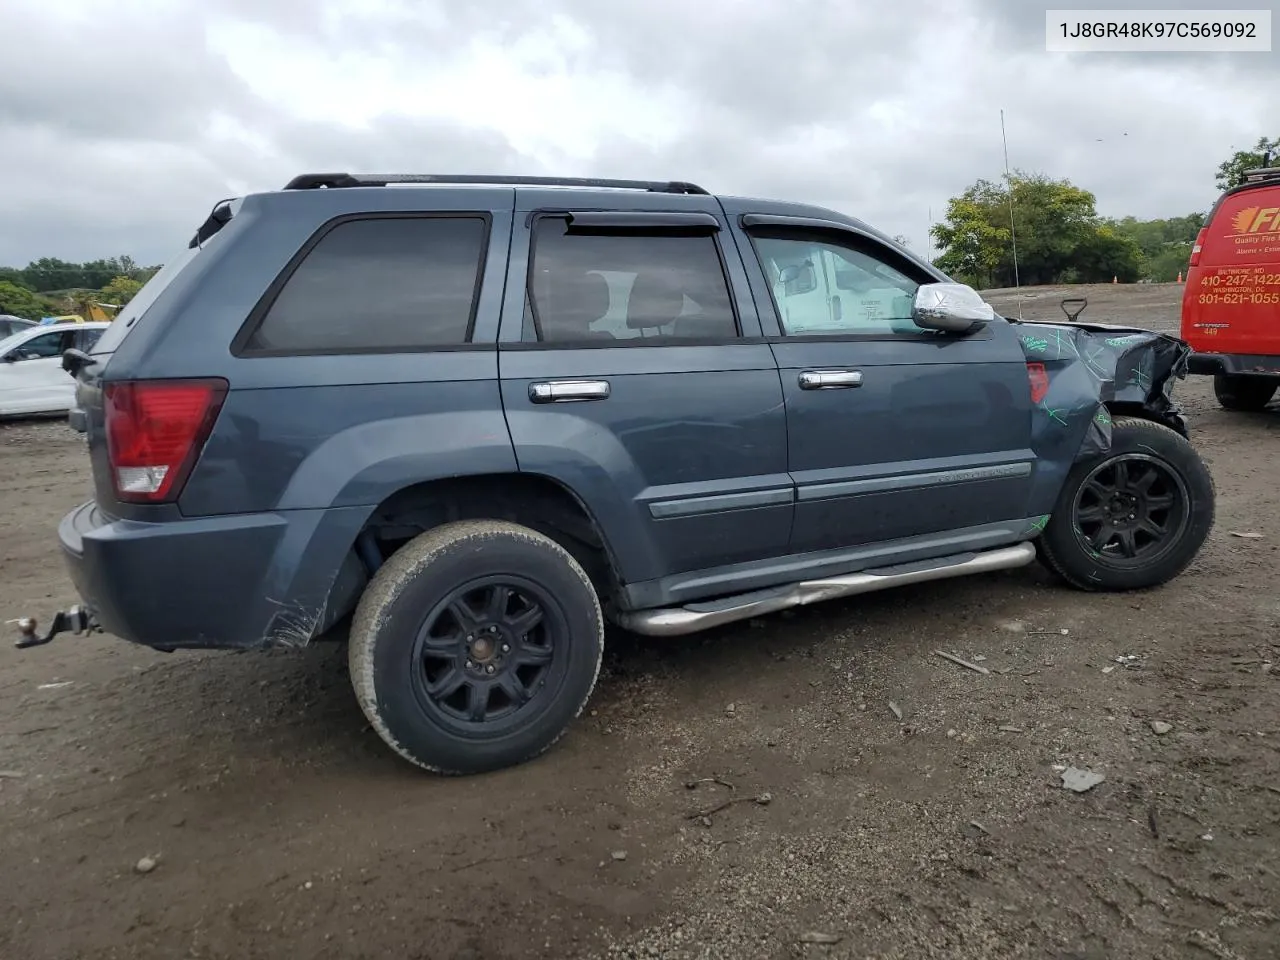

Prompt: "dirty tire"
[1038,417,1215,592]
[1213,374,1278,412]
[348,520,604,775]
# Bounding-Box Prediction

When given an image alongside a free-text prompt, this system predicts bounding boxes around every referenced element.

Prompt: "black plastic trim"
[188,198,238,249]
[565,211,721,234]
[1187,351,1280,376]
[648,487,795,519]
[795,462,1033,502]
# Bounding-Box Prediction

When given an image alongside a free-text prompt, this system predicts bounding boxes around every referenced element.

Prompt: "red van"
[1181,166,1280,411]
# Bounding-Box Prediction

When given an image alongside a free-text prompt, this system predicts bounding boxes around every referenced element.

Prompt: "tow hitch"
[10,606,100,649]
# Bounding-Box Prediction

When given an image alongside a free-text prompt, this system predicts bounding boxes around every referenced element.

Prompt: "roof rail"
[1243,167,1280,184]
[281,173,711,195]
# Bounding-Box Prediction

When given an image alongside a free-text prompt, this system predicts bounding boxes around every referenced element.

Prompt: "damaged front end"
[1014,310,1191,464]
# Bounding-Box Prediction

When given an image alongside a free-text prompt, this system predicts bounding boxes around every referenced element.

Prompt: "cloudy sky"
[1,0,1276,267]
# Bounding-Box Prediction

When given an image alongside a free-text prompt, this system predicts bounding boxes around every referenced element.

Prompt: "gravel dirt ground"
[1,282,1277,960]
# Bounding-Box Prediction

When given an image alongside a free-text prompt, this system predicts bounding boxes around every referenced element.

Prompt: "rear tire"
[1213,373,1277,411]
[1038,417,1214,592]
[349,519,604,774]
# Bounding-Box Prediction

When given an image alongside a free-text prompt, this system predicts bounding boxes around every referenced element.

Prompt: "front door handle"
[529,379,611,403]
[798,369,863,390]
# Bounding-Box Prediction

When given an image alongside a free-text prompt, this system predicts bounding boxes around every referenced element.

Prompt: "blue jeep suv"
[42,173,1214,774]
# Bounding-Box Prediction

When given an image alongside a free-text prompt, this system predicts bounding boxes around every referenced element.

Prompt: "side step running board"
[615,542,1037,637]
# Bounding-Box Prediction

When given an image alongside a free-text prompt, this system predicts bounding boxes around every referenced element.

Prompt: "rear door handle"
[798,369,863,390]
[529,379,611,403]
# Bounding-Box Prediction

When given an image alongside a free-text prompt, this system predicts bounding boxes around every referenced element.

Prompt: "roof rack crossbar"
[282,173,710,195]
[1243,167,1280,183]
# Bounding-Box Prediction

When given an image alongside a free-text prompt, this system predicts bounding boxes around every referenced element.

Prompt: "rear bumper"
[1187,352,1280,377]
[58,500,370,651]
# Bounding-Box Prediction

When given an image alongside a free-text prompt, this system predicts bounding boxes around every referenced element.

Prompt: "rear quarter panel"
[158,188,520,518]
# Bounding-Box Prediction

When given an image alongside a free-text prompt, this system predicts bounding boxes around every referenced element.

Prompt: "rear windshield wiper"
[189,197,238,249]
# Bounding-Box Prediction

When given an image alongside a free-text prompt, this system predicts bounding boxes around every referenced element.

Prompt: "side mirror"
[1,352,19,363]
[778,262,817,297]
[911,282,995,333]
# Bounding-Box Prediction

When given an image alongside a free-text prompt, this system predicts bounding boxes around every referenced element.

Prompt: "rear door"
[497,189,792,596]
[726,209,1036,555]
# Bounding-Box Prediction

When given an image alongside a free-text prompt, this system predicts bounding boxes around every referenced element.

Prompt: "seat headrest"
[626,273,686,329]
[540,271,612,338]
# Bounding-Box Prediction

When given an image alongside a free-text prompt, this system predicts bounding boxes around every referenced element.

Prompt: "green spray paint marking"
[1105,335,1146,348]
[1021,335,1049,353]
[1083,343,1112,379]
[1029,514,1050,533]
[1128,353,1153,391]
[1095,409,1112,426]
[1038,402,1070,426]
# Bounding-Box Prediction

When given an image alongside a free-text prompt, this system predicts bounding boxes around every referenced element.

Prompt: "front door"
[0,328,77,416]
[497,190,792,600]
[726,211,1036,556]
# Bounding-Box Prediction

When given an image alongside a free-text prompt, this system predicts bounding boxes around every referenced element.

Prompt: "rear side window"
[245,216,489,354]
[527,220,738,343]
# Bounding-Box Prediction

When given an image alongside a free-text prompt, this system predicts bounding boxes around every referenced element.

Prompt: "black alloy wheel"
[1071,453,1190,568]
[410,576,562,732]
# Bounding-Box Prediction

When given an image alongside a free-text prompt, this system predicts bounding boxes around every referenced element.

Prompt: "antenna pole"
[1001,109,1022,318]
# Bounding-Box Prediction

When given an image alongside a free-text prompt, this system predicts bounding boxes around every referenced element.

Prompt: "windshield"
[0,330,28,356]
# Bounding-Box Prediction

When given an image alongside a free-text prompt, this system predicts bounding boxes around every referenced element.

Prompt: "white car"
[0,322,110,418]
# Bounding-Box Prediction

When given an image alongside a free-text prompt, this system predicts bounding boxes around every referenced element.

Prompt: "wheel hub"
[1108,494,1137,523]
[465,624,515,674]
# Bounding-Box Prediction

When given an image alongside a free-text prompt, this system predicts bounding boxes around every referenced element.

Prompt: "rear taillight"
[1189,227,1207,267]
[103,379,227,503]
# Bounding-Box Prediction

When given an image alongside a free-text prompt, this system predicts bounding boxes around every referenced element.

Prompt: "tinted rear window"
[92,197,244,355]
[244,216,489,353]
[90,242,203,354]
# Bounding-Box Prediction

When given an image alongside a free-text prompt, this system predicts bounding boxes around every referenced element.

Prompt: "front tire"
[1213,373,1277,412]
[1038,417,1214,592]
[349,520,604,774]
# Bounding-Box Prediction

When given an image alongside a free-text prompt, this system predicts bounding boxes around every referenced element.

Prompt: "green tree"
[0,267,32,290]
[21,257,85,292]
[930,172,1141,288]
[931,196,1008,287]
[0,281,54,321]
[100,275,144,306]
[1107,213,1205,281]
[1145,244,1195,282]
[1216,136,1279,191]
